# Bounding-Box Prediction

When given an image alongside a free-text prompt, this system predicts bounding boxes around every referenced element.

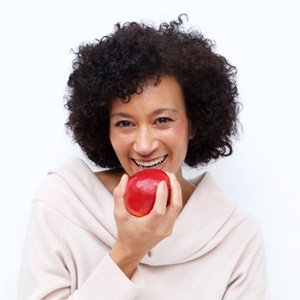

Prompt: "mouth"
[132,155,168,169]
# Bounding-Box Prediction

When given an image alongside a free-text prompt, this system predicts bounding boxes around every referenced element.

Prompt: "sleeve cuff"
[73,253,145,300]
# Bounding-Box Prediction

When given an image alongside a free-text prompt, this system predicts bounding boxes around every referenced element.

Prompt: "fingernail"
[160,180,166,189]
[121,174,128,183]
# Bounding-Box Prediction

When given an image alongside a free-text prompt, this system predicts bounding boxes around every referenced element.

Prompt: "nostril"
[133,136,157,155]
[133,143,154,156]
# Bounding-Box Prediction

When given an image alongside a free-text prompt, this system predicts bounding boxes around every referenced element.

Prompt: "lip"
[131,155,168,173]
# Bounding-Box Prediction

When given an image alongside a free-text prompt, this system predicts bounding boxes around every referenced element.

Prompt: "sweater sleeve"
[222,223,268,300]
[18,201,145,300]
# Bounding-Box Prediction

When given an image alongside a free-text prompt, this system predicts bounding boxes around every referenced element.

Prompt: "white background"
[1,0,299,299]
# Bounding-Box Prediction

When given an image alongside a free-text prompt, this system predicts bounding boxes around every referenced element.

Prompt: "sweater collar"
[141,172,237,265]
[49,157,237,266]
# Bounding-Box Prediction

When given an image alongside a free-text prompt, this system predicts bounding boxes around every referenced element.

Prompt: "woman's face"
[109,76,190,178]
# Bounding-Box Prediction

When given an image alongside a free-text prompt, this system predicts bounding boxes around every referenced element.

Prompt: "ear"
[189,132,195,140]
[188,122,196,140]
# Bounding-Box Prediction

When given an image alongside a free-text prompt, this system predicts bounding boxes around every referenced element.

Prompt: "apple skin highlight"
[125,169,171,217]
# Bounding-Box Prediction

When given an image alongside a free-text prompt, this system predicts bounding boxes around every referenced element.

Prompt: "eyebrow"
[110,108,179,118]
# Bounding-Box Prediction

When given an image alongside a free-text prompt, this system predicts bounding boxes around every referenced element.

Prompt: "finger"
[113,174,129,213]
[165,173,183,219]
[149,180,168,217]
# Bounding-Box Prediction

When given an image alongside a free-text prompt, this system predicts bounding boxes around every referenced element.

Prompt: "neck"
[175,168,196,207]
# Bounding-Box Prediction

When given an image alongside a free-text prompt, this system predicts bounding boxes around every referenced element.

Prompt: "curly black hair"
[65,14,241,169]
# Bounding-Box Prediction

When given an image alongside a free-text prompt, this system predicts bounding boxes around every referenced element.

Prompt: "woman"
[18,15,267,299]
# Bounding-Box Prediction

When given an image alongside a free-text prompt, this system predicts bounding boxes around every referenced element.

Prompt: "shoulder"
[31,157,118,230]
[32,157,105,211]
[191,171,265,246]
[231,208,264,244]
[34,158,92,196]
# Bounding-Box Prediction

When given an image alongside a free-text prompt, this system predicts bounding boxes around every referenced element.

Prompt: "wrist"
[109,240,145,279]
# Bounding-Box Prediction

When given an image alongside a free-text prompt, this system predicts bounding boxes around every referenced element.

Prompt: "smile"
[132,155,167,168]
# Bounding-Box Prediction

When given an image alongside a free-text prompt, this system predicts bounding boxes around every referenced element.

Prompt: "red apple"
[125,169,171,217]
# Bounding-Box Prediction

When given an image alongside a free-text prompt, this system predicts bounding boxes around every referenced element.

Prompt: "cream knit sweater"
[18,158,267,299]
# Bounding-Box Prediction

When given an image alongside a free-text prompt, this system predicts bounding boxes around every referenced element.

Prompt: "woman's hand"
[109,172,182,278]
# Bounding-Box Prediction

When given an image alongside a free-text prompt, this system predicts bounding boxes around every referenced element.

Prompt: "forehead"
[110,76,186,114]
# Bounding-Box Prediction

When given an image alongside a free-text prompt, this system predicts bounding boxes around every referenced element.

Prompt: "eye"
[155,117,173,124]
[115,120,133,128]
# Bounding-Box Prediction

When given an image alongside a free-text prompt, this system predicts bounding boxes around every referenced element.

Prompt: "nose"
[133,126,158,156]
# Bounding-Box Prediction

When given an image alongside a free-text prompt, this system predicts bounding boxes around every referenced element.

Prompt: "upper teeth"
[134,156,166,168]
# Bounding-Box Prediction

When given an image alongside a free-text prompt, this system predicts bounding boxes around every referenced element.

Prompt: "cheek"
[109,130,123,154]
[109,130,116,147]
[170,120,189,142]
[109,130,134,160]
